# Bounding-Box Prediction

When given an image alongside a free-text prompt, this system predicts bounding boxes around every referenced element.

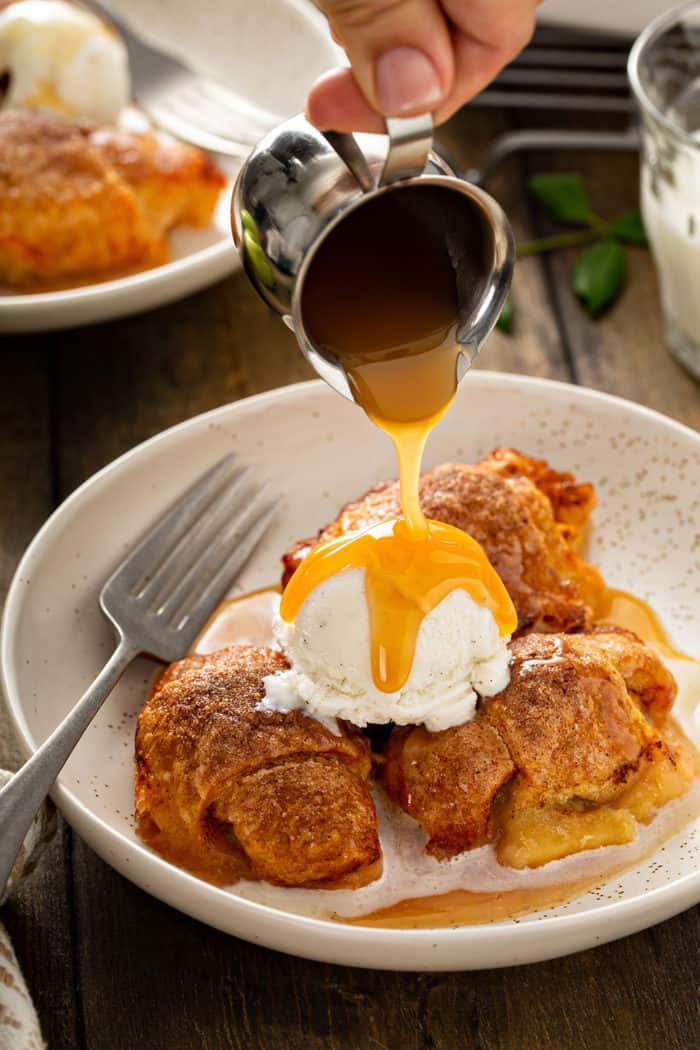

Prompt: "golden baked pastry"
[580,625,677,724]
[0,107,225,287]
[283,448,604,634]
[383,630,694,867]
[476,446,596,545]
[383,719,516,858]
[135,645,381,887]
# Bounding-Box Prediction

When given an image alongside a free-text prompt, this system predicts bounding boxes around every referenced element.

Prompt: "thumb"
[316,0,453,119]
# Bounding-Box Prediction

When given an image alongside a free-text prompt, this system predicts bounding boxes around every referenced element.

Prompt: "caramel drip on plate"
[292,189,515,691]
[343,878,620,929]
[597,587,692,662]
[194,586,280,654]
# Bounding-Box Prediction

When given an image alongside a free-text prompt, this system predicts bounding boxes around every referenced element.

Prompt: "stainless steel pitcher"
[232,113,514,402]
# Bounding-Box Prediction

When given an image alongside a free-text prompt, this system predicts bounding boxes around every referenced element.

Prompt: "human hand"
[307,0,539,132]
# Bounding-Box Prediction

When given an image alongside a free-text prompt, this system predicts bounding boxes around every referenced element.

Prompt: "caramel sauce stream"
[289,190,515,692]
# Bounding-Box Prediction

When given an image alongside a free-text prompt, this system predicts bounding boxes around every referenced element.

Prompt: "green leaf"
[496,293,512,334]
[611,211,648,245]
[528,174,596,226]
[571,240,627,317]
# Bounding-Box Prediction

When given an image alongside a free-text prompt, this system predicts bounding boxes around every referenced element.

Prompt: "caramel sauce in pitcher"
[300,188,462,535]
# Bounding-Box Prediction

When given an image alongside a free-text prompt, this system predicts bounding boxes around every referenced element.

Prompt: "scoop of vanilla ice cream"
[261,568,511,732]
[0,0,130,123]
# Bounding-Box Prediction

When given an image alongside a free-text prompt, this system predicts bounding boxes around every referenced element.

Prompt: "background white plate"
[0,0,340,333]
[0,160,240,334]
[2,374,700,970]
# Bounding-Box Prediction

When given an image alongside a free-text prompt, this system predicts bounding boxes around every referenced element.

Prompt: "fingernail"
[375,47,443,116]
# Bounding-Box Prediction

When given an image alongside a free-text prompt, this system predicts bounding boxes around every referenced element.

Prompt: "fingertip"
[306,67,385,134]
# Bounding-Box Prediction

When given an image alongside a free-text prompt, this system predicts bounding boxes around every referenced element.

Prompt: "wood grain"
[0,349,51,770]
[0,345,81,1050]
[51,278,310,485]
[67,847,700,1050]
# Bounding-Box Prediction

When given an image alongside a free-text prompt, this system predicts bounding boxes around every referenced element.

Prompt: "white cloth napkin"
[0,922,44,1050]
[0,771,52,1050]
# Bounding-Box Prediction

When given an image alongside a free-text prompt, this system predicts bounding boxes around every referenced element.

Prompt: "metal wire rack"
[466,26,640,183]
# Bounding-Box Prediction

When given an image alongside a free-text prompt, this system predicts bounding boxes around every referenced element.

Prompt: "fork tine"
[165,489,275,623]
[512,47,628,69]
[145,101,253,157]
[154,91,262,143]
[109,455,237,593]
[473,90,633,112]
[157,92,231,131]
[496,69,628,89]
[195,80,279,123]
[191,82,276,136]
[471,24,633,113]
[174,499,278,632]
[140,467,259,608]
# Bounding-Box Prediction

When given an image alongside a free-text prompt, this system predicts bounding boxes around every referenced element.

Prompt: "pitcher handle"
[380,114,434,185]
[323,113,434,191]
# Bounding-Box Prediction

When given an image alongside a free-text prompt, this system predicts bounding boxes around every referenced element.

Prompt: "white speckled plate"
[2,374,699,970]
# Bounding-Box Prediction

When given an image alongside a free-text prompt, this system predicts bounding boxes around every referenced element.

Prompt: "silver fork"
[87,1,275,157]
[0,454,277,893]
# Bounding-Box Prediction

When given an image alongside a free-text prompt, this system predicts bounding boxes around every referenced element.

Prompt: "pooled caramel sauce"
[290,189,515,692]
[194,585,700,928]
[597,587,692,662]
[347,883,590,928]
[195,586,279,654]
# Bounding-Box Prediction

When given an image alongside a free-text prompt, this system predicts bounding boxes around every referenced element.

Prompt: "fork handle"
[0,637,140,896]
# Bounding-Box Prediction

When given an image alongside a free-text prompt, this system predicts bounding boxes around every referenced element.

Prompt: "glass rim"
[628,0,700,147]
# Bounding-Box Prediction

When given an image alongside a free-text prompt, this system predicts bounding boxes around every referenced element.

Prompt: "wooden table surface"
[1,108,699,1050]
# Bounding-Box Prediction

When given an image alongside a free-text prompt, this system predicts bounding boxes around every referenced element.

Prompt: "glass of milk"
[629,2,700,379]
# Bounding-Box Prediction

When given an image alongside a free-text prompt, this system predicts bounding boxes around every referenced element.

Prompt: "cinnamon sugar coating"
[135,645,380,887]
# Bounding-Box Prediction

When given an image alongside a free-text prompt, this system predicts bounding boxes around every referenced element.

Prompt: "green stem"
[516,226,609,258]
